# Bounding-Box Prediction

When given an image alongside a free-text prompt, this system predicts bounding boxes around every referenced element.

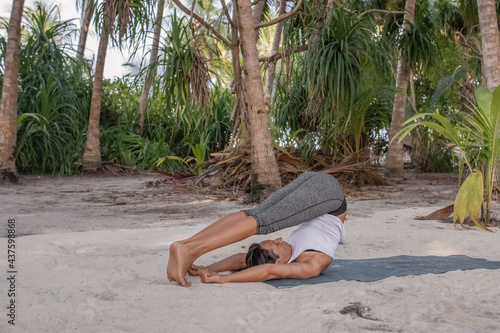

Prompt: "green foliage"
[1,1,233,175]
[348,64,394,155]
[427,147,454,173]
[16,73,89,174]
[397,19,437,71]
[132,10,227,171]
[273,66,310,134]
[458,0,478,28]
[273,6,392,156]
[453,171,486,230]
[282,0,325,47]
[144,78,233,160]
[98,77,174,171]
[94,0,154,49]
[100,125,173,171]
[155,132,210,175]
[307,7,389,107]
[394,84,500,228]
[100,77,140,127]
[467,86,500,227]
[395,111,471,184]
[190,132,210,169]
[156,11,210,113]
[1,0,492,182]
[99,75,232,171]
[433,0,465,38]
[396,113,468,156]
[429,66,467,113]
[10,2,91,174]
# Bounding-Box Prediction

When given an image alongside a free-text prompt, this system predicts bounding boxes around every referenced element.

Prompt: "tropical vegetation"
[394,85,500,228]
[1,0,500,215]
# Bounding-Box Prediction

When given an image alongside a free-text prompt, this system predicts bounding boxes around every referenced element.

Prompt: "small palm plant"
[155,132,210,176]
[394,85,500,231]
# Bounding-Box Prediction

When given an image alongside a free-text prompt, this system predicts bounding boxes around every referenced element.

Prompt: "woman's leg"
[184,175,317,244]
[185,211,247,242]
[167,214,257,287]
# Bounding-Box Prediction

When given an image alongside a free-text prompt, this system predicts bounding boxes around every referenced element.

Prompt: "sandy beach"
[1,172,499,332]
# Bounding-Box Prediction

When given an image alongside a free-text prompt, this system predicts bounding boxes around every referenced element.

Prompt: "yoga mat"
[266,255,500,288]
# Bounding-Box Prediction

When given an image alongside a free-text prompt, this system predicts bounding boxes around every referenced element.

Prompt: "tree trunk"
[252,0,266,41]
[264,0,287,106]
[77,0,94,59]
[324,0,336,24]
[81,28,109,171]
[229,3,249,148]
[136,0,165,134]
[386,59,411,177]
[0,0,25,182]
[237,0,282,199]
[385,0,416,179]
[477,0,500,91]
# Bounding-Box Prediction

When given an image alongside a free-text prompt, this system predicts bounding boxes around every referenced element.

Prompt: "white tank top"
[286,214,346,263]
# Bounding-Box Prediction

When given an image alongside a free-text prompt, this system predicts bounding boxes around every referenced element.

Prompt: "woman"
[167,172,347,286]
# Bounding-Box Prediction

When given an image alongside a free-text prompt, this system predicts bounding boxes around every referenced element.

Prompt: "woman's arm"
[189,253,247,276]
[200,260,324,284]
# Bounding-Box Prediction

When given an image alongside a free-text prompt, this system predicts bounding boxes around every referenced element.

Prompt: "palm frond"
[397,19,437,71]
[429,66,467,112]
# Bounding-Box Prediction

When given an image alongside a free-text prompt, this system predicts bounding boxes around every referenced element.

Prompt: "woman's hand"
[199,269,222,284]
[188,264,205,276]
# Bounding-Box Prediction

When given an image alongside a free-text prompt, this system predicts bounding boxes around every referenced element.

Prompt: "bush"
[100,125,173,171]
[13,3,91,174]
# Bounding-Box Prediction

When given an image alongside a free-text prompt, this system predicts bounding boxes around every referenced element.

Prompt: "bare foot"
[167,241,193,287]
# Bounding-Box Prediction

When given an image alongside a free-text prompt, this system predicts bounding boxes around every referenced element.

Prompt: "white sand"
[1,173,499,332]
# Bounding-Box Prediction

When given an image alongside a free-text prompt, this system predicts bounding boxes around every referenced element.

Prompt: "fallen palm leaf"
[214,154,244,165]
[415,204,454,220]
[358,168,392,186]
[159,147,391,199]
[277,153,302,167]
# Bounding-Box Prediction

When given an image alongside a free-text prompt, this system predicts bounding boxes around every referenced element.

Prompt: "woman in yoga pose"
[166,172,347,286]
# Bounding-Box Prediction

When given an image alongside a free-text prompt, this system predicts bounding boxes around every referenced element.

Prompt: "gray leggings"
[243,172,346,235]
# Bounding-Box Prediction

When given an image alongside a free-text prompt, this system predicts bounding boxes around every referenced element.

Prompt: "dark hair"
[245,243,278,268]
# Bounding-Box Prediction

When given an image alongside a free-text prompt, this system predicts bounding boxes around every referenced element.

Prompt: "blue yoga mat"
[266,255,500,288]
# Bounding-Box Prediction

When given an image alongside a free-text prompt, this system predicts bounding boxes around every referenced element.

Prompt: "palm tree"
[135,0,164,134]
[264,0,287,106]
[76,0,95,59]
[385,0,416,179]
[82,0,152,171]
[81,2,109,170]
[477,0,500,91]
[0,0,25,182]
